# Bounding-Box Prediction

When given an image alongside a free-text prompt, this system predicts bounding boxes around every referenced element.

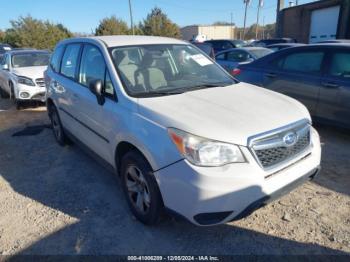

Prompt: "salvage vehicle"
[45,36,321,226]
[0,49,50,108]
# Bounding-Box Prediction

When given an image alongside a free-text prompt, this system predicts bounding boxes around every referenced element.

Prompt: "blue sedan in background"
[236,44,350,128]
[215,47,273,76]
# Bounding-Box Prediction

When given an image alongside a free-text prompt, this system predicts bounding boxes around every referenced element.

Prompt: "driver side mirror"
[1,64,9,70]
[89,79,105,106]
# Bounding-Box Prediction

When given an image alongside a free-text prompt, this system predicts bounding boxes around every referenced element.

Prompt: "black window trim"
[56,41,118,102]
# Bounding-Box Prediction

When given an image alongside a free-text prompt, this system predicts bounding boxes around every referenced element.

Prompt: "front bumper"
[16,84,46,102]
[154,127,321,226]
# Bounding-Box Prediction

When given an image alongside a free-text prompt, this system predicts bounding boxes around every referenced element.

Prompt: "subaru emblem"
[283,132,298,147]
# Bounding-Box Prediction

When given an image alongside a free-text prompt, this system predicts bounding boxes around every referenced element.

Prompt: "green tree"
[4,16,72,49]
[264,23,276,39]
[140,7,181,38]
[213,21,234,26]
[0,30,4,42]
[95,16,129,36]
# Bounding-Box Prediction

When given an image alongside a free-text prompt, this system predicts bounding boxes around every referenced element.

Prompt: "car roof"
[8,49,50,54]
[308,43,350,47]
[267,43,304,47]
[215,47,268,55]
[60,35,187,48]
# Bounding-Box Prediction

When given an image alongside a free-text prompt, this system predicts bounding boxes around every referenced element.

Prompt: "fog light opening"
[20,92,30,98]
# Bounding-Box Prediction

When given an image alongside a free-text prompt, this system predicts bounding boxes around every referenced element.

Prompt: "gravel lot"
[0,98,349,256]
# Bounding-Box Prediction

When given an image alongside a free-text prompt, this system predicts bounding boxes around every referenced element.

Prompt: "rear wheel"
[0,85,9,98]
[120,150,164,225]
[49,105,68,146]
[9,82,15,101]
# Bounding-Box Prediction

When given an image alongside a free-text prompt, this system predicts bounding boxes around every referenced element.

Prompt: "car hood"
[12,66,47,80]
[137,82,311,146]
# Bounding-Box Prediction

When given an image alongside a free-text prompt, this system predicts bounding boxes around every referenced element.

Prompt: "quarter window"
[277,51,324,73]
[329,52,350,78]
[104,70,115,97]
[60,44,81,79]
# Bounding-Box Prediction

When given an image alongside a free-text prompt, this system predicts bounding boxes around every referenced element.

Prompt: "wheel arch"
[114,141,155,175]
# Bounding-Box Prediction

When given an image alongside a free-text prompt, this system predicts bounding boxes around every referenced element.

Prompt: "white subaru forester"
[45,36,321,226]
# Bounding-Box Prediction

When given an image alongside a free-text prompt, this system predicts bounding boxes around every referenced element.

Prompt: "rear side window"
[216,53,225,60]
[50,45,65,72]
[60,44,81,79]
[227,51,249,62]
[278,51,324,74]
[329,52,350,78]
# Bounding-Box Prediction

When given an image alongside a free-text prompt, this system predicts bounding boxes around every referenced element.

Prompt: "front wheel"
[121,150,164,225]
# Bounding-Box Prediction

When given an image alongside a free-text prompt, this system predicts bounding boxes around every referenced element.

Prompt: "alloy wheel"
[51,111,62,141]
[125,165,151,214]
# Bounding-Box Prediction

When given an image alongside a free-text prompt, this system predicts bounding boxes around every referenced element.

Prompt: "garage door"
[309,5,340,43]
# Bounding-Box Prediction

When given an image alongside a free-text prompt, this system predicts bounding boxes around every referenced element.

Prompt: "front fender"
[113,112,183,172]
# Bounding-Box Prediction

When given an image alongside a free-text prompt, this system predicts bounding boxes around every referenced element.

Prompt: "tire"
[120,150,164,225]
[15,100,22,110]
[49,105,68,146]
[9,82,15,101]
[0,85,9,99]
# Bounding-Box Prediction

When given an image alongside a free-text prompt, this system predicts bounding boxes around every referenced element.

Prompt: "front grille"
[250,121,311,169]
[35,78,45,87]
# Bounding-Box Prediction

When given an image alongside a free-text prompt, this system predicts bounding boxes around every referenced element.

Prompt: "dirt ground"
[0,98,349,256]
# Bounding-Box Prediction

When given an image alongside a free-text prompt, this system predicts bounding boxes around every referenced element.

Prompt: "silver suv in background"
[0,49,50,109]
[45,36,321,226]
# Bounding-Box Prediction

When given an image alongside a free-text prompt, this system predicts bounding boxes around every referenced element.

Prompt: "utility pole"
[255,0,263,40]
[128,0,135,35]
[276,0,285,37]
[262,16,265,39]
[243,0,250,40]
[230,12,233,39]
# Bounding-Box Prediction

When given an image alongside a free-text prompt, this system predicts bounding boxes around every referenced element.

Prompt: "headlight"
[168,128,245,167]
[17,76,35,86]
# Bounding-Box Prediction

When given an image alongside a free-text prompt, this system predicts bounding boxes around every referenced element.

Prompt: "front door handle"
[321,82,339,88]
[265,72,277,78]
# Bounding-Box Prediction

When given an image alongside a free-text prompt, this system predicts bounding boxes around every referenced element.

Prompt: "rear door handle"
[321,82,339,88]
[265,72,277,78]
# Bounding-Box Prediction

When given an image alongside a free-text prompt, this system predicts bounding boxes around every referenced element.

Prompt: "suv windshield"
[110,44,235,97]
[11,52,50,68]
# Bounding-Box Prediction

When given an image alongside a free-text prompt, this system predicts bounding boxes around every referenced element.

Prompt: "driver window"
[79,44,106,88]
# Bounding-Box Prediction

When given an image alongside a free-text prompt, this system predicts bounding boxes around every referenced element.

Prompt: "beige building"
[181,25,235,41]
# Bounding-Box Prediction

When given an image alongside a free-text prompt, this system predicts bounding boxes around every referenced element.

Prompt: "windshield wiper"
[185,82,232,92]
[138,89,185,97]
